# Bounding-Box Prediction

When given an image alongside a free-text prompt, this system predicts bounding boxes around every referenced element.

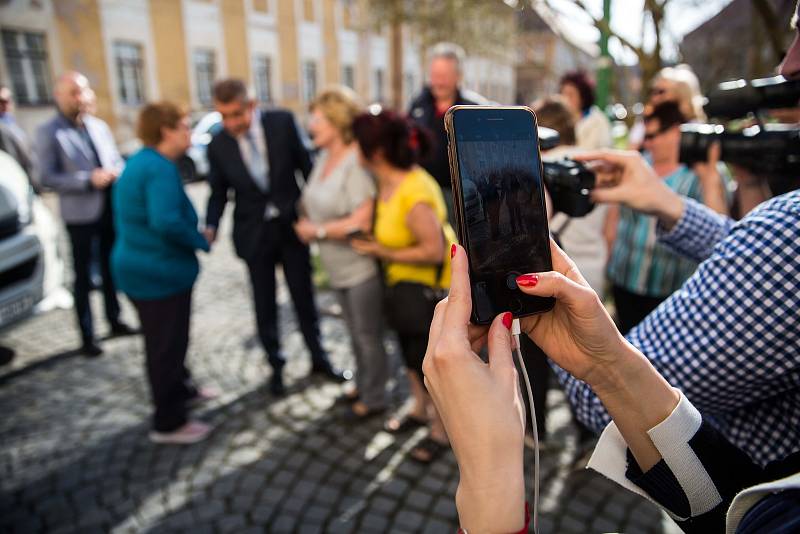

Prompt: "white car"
[0,150,44,329]
[0,150,68,331]
[186,111,222,180]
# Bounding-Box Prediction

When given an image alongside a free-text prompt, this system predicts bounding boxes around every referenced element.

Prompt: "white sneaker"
[149,421,212,445]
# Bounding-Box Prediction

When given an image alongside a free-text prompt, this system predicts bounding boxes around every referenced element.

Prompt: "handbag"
[370,198,448,334]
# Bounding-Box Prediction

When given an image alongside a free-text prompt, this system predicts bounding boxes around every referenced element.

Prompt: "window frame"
[1,28,53,106]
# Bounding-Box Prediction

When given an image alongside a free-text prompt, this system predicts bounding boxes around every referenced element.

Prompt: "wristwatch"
[315,225,327,241]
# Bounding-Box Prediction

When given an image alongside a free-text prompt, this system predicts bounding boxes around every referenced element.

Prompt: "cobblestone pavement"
[0,184,681,533]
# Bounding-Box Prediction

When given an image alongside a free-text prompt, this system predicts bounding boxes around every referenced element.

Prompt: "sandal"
[383,413,427,434]
[341,403,386,423]
[335,391,360,405]
[410,436,449,464]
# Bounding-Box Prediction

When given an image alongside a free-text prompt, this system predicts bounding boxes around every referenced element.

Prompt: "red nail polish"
[516,274,539,287]
[502,312,513,330]
[450,244,457,258]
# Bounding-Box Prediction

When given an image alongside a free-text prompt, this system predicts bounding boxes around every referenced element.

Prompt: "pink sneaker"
[149,421,212,445]
[188,386,220,407]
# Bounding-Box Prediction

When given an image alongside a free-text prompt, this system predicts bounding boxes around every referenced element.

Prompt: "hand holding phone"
[446,106,554,324]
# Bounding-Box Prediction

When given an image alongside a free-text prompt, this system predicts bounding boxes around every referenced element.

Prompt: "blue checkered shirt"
[554,190,800,466]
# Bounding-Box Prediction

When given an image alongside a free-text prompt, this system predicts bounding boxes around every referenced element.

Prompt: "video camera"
[538,127,595,217]
[679,76,800,182]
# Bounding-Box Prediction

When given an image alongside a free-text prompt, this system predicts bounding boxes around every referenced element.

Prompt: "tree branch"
[563,0,647,61]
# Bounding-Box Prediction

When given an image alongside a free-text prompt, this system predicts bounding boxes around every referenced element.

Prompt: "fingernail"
[450,244,457,259]
[502,312,513,330]
[516,274,539,287]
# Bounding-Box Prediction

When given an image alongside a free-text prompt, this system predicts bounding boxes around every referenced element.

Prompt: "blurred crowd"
[1,13,799,531]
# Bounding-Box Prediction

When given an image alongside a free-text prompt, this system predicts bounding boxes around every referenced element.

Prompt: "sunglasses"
[643,126,671,141]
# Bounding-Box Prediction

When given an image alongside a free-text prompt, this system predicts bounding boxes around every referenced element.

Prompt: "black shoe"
[0,346,15,366]
[110,322,138,337]
[269,371,286,397]
[81,342,104,358]
[310,364,350,383]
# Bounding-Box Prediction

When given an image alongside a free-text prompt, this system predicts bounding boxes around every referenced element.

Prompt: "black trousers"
[132,290,196,432]
[612,284,669,335]
[246,219,329,371]
[65,200,121,344]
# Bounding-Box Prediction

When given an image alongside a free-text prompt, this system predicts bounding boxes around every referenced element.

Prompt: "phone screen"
[450,107,553,322]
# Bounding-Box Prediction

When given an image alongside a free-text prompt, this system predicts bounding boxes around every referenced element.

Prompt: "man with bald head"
[36,71,134,356]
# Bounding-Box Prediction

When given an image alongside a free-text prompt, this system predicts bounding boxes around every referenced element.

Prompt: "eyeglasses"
[643,126,670,141]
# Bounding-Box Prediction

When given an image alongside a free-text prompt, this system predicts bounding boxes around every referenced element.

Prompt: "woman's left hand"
[423,244,526,533]
[293,218,317,244]
[350,237,384,258]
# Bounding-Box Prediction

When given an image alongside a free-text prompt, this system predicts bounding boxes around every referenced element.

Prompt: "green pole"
[596,0,612,111]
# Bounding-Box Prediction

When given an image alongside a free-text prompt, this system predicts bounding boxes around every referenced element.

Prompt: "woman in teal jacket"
[112,102,212,445]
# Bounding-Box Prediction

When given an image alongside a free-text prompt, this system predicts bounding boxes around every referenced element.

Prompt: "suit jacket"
[36,113,124,224]
[205,108,313,261]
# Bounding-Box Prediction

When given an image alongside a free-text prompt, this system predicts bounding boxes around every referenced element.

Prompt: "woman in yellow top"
[351,109,456,464]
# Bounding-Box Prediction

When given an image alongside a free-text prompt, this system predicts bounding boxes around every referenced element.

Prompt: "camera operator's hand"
[423,245,526,534]
[692,142,729,216]
[573,150,685,230]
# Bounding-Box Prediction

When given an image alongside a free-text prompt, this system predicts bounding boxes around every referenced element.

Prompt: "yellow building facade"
[0,0,516,143]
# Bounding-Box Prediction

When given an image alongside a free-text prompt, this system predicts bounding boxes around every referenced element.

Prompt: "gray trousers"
[335,275,388,409]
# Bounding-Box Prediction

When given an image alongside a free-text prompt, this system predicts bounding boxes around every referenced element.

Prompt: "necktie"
[245,131,269,193]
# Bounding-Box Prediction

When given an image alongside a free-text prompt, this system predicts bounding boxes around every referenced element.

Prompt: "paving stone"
[360,513,389,532]
[216,514,247,533]
[406,489,433,512]
[270,513,298,533]
[394,509,425,530]
[423,517,453,534]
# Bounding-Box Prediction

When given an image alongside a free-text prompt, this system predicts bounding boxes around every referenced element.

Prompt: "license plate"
[0,295,35,327]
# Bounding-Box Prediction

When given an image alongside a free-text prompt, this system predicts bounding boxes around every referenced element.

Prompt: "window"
[303,60,317,103]
[303,0,315,21]
[341,65,355,90]
[1,29,52,105]
[113,41,145,105]
[253,55,273,104]
[193,49,216,106]
[373,68,384,103]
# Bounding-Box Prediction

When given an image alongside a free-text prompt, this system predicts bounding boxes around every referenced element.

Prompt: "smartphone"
[346,228,369,240]
[445,105,555,325]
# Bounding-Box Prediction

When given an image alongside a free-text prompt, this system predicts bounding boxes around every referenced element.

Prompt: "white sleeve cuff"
[588,390,723,519]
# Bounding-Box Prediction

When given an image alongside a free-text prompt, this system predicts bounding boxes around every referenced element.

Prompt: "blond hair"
[653,64,706,122]
[309,86,363,144]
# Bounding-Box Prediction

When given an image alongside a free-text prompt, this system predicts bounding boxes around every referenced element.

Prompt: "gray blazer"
[36,113,124,224]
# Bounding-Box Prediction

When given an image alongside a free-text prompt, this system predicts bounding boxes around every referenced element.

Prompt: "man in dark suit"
[204,79,345,396]
[36,72,135,357]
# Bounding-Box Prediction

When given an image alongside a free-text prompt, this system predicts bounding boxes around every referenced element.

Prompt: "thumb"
[487,312,515,373]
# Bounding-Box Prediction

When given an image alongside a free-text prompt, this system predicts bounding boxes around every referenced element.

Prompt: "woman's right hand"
[515,239,632,393]
[518,239,680,471]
